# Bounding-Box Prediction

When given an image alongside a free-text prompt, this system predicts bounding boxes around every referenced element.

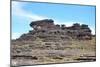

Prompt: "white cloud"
[89,27,95,35]
[12,1,48,21]
[12,32,22,39]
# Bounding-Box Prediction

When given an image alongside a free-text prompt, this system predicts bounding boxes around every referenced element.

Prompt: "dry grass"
[11,37,96,66]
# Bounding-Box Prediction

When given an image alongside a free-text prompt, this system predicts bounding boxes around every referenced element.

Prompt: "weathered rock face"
[29,19,92,40]
[11,19,95,66]
[30,19,57,30]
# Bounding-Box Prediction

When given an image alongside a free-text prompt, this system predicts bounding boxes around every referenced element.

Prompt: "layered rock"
[11,19,95,66]
[19,19,92,40]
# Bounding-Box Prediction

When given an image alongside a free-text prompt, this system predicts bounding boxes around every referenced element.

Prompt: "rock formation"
[11,19,95,66]
[18,19,92,41]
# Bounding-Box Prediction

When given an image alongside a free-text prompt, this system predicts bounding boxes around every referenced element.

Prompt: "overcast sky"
[12,1,96,39]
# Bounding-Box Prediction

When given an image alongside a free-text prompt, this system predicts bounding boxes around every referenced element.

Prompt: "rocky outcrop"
[11,19,95,66]
[20,19,92,40]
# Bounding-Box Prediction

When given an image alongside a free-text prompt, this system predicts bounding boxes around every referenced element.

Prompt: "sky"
[12,1,96,39]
